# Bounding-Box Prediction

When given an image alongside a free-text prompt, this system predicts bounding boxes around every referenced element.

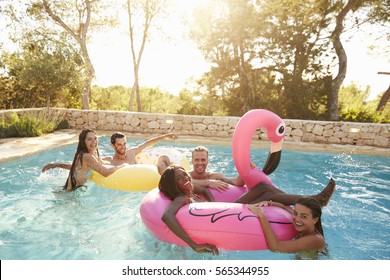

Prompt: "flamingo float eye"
[275,123,285,137]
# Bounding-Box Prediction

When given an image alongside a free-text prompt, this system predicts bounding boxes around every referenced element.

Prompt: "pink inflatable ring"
[140,185,297,250]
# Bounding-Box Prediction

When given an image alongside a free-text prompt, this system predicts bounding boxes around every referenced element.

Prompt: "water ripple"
[0,138,389,260]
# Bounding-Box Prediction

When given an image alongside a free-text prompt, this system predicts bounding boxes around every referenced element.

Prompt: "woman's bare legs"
[312,178,336,206]
[235,182,284,204]
[235,178,336,206]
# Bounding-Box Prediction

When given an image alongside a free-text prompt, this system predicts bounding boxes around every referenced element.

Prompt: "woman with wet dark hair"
[248,196,326,253]
[42,129,127,191]
[159,165,218,255]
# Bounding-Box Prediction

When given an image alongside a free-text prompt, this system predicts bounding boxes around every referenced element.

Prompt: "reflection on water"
[0,137,389,260]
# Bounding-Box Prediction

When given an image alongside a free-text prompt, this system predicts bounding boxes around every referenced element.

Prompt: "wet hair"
[191,146,208,157]
[295,197,324,237]
[64,129,100,191]
[110,132,126,145]
[158,165,186,200]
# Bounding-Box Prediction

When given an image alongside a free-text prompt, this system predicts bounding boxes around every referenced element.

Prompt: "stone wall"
[1,108,389,148]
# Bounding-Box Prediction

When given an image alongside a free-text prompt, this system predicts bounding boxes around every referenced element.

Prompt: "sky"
[90,0,209,95]
[341,30,389,100]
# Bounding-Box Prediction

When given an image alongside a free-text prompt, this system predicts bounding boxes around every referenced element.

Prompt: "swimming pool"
[0,136,389,260]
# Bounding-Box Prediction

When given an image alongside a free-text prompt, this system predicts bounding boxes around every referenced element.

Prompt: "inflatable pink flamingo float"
[139,109,297,251]
[232,109,285,188]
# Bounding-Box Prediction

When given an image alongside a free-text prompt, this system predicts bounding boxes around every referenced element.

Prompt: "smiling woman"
[41,129,128,191]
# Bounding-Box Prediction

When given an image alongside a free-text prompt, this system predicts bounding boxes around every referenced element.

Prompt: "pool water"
[0,137,389,260]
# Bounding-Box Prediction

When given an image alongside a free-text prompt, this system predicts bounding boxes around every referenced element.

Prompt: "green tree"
[91,85,130,111]
[191,0,263,116]
[191,0,334,118]
[0,39,84,109]
[190,0,388,120]
[27,0,117,109]
[90,85,181,114]
[339,83,385,123]
[139,87,179,114]
[0,76,17,109]
[256,0,334,118]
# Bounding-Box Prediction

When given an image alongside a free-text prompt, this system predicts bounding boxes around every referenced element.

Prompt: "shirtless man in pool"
[103,132,178,174]
[188,146,336,206]
[189,146,245,191]
[42,132,178,175]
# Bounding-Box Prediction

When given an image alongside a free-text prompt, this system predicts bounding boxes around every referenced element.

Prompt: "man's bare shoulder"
[126,147,138,155]
[102,156,113,163]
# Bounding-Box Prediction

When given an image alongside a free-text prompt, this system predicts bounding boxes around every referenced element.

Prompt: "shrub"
[0,113,19,138]
[340,107,383,123]
[0,110,66,138]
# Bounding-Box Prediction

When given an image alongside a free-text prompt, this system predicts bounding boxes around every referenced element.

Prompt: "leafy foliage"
[0,110,66,138]
[339,83,388,123]
[0,39,84,109]
[0,113,19,138]
[0,0,388,123]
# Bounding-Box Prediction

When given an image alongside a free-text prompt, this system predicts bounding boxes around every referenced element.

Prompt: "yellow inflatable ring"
[90,164,160,191]
[90,148,190,191]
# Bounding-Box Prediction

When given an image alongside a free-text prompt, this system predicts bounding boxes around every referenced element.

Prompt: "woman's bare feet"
[314,178,336,207]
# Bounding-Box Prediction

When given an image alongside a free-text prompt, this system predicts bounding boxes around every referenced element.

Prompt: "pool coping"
[0,128,389,163]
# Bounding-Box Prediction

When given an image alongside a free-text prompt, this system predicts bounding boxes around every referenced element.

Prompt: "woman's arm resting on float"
[193,185,215,202]
[248,204,323,253]
[162,196,219,255]
[254,200,294,215]
[84,154,127,177]
[162,196,197,248]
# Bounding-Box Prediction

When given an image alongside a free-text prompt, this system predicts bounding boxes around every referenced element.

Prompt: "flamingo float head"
[256,109,285,143]
[232,109,286,188]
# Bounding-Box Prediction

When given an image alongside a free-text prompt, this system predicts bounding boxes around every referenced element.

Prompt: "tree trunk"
[42,0,93,110]
[129,80,136,111]
[46,91,50,108]
[128,78,142,112]
[330,32,346,121]
[80,45,94,110]
[81,92,90,110]
[376,85,390,112]
[136,81,142,112]
[330,0,365,121]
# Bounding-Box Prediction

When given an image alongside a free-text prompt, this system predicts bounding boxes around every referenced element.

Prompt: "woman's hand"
[247,204,267,218]
[192,243,219,255]
[252,200,272,207]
